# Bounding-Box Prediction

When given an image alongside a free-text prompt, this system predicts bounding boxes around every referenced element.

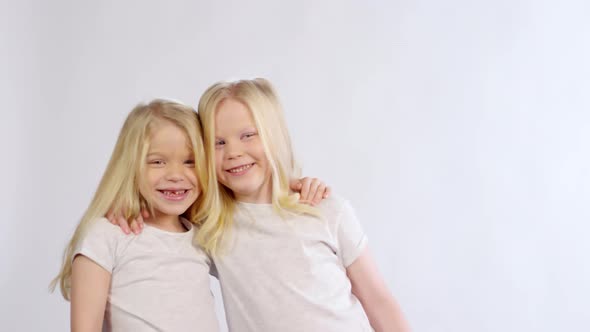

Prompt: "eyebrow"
[216,127,258,135]
[146,152,164,158]
[147,146,194,156]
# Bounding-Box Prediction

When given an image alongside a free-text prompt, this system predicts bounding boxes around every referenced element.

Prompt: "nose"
[165,163,185,182]
[225,140,243,160]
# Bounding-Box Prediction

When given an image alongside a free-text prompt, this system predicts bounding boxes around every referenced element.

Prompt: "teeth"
[162,190,186,195]
[229,164,253,173]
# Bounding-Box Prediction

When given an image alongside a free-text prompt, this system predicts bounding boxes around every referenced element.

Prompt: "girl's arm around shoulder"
[347,247,412,332]
[70,255,111,332]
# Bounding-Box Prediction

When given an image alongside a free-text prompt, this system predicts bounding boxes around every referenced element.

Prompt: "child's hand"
[106,209,148,235]
[290,177,331,206]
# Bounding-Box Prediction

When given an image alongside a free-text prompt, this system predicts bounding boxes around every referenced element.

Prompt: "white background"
[2,0,589,331]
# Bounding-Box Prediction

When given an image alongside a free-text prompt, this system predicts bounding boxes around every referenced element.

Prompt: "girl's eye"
[148,160,165,166]
[185,159,195,165]
[215,139,225,147]
[243,132,257,139]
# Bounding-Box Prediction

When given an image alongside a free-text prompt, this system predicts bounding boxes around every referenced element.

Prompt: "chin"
[230,179,261,191]
[163,207,191,216]
[153,202,192,215]
[230,185,256,196]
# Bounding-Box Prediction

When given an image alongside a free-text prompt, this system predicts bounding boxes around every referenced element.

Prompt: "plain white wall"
[2,0,589,331]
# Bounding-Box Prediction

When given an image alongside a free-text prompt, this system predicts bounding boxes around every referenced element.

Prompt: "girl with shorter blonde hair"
[197,78,411,332]
[51,100,219,331]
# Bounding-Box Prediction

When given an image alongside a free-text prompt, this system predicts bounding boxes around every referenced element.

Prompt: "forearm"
[71,311,104,332]
[347,248,411,332]
[364,295,411,332]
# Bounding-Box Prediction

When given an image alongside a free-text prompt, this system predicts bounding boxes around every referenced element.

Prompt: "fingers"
[107,211,116,225]
[299,177,313,202]
[323,186,331,199]
[289,179,303,191]
[117,215,131,235]
[140,209,149,229]
[304,178,321,205]
[107,209,130,234]
[130,219,141,235]
[311,182,327,205]
[308,178,331,206]
[106,209,146,235]
[291,177,330,205]
[129,210,147,234]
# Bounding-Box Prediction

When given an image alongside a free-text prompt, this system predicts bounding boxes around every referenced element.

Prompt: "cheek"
[214,151,224,173]
[215,167,224,180]
[252,140,267,159]
[187,169,199,184]
[138,170,157,198]
[253,144,270,167]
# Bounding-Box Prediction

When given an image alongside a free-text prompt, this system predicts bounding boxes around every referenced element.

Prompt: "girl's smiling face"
[213,98,272,203]
[141,121,200,221]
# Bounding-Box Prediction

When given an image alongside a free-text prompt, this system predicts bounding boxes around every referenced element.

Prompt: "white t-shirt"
[213,195,372,332]
[73,218,219,332]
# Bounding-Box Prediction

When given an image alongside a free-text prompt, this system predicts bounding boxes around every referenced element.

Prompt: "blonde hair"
[197,78,318,254]
[50,99,208,300]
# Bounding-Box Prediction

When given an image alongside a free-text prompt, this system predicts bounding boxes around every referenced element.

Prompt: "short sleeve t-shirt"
[73,218,219,332]
[213,195,372,332]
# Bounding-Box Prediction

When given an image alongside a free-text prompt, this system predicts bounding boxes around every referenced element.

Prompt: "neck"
[145,213,187,233]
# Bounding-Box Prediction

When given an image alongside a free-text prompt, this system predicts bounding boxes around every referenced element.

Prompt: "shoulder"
[311,194,360,228]
[87,217,126,234]
[315,194,354,217]
[83,217,129,243]
[73,218,130,271]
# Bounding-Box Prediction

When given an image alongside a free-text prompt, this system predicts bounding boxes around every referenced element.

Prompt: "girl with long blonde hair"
[196,78,411,332]
[51,100,220,331]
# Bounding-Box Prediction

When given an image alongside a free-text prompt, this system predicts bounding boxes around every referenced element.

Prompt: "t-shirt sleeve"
[336,199,368,267]
[72,218,119,273]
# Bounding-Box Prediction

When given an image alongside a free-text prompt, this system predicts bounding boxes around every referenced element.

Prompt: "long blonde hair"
[197,78,318,254]
[50,99,208,300]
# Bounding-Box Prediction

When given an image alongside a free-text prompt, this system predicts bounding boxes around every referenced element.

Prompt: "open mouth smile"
[226,163,255,175]
[157,189,190,201]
